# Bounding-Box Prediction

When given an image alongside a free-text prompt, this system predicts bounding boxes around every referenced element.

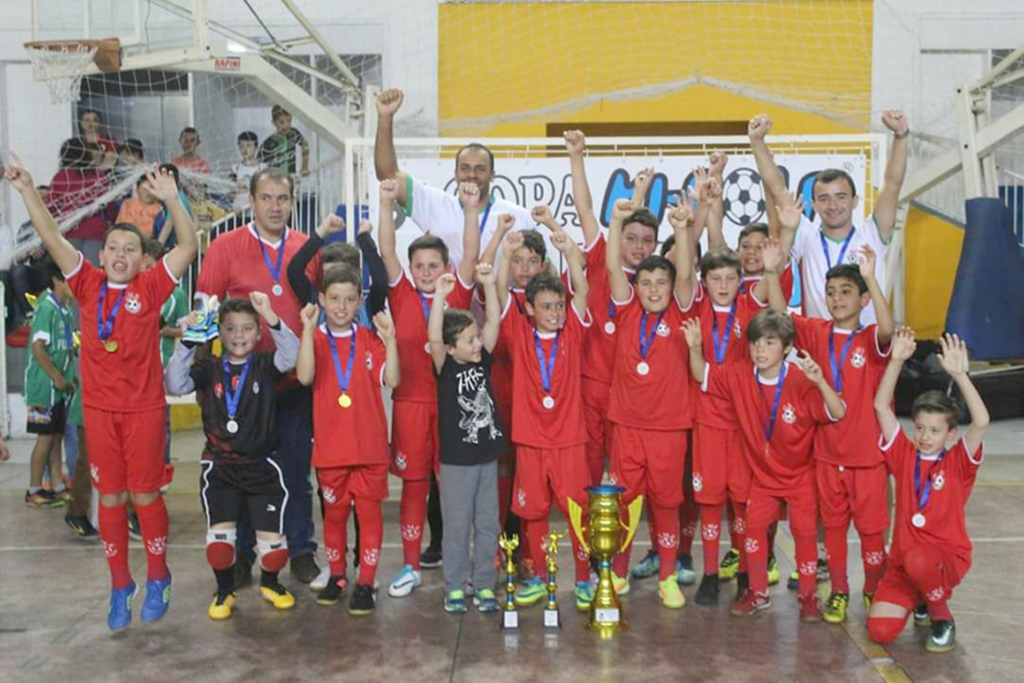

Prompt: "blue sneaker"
[140,574,172,623]
[514,577,546,607]
[473,588,500,613]
[575,581,595,611]
[108,580,138,631]
[630,549,660,579]
[676,555,697,585]
[387,565,422,598]
[444,590,468,613]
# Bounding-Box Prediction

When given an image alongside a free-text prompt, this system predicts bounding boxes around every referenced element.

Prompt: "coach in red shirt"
[195,167,320,585]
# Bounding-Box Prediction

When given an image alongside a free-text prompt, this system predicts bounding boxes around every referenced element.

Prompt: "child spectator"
[260,106,309,175]
[296,266,399,615]
[429,266,507,613]
[152,164,194,249]
[230,131,266,214]
[116,176,163,237]
[118,138,145,167]
[23,255,76,508]
[165,293,300,619]
[171,127,211,175]
[867,330,988,654]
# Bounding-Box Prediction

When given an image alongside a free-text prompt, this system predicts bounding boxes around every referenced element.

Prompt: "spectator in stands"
[78,109,119,166]
[118,138,145,167]
[152,163,194,249]
[46,138,115,265]
[172,127,212,175]
[231,131,266,214]
[260,106,309,176]
[116,175,164,237]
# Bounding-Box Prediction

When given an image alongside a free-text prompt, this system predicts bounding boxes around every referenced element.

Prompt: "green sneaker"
[575,581,595,611]
[767,556,781,586]
[444,589,468,613]
[925,619,956,653]
[822,591,849,624]
[718,548,740,580]
[630,549,660,579]
[787,569,799,590]
[514,577,546,607]
[612,572,631,596]
[473,588,499,613]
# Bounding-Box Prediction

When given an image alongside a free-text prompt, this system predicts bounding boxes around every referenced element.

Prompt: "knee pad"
[866,616,905,645]
[257,537,289,572]
[206,528,237,570]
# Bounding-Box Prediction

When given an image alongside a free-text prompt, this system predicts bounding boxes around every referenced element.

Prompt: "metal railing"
[999,167,1024,247]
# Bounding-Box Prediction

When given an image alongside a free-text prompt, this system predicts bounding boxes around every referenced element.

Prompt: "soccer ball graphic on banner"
[723,167,766,226]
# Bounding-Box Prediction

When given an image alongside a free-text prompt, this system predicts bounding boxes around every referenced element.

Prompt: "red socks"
[701,503,725,575]
[861,532,888,595]
[825,527,889,596]
[746,526,769,594]
[134,497,169,581]
[651,504,679,581]
[99,503,132,589]
[678,498,699,558]
[793,534,818,599]
[355,498,383,587]
[323,497,350,578]
[903,545,953,621]
[730,501,748,572]
[824,526,850,594]
[524,518,550,580]
[399,478,430,569]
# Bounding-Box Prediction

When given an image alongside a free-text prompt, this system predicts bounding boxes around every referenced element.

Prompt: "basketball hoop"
[24,39,121,104]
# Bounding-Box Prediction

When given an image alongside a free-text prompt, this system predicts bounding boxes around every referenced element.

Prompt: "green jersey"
[67,381,83,427]
[259,128,307,173]
[24,289,75,407]
[160,286,190,367]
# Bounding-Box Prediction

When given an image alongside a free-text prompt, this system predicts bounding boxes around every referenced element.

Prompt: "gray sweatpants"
[440,460,500,595]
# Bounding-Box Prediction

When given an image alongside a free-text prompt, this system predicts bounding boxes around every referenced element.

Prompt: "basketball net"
[26,42,99,104]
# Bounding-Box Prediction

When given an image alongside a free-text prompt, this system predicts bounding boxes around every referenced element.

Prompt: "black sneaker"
[420,545,443,569]
[735,572,749,601]
[926,619,956,653]
[127,513,142,541]
[695,573,720,606]
[290,552,321,584]
[65,514,99,539]
[317,576,348,606]
[233,556,254,589]
[348,583,377,616]
[816,557,830,583]
[913,603,932,627]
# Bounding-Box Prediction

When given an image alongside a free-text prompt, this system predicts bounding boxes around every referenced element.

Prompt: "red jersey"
[310,324,389,468]
[794,316,890,467]
[695,286,765,430]
[739,260,796,306]
[196,223,309,352]
[606,291,698,431]
[488,288,528,407]
[388,272,474,404]
[882,429,982,578]
[703,360,839,493]
[500,297,590,448]
[66,254,177,412]
[579,235,634,385]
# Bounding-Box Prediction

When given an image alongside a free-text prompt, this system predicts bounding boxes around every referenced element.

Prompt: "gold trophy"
[543,530,565,629]
[568,485,644,639]
[498,533,520,630]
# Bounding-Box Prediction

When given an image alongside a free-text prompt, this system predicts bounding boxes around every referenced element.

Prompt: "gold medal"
[338,393,353,409]
[103,340,119,353]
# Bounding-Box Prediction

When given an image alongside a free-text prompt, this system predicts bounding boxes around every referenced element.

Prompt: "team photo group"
[4,86,989,656]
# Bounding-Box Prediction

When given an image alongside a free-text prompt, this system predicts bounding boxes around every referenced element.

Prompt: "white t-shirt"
[231,161,266,211]
[790,214,888,324]
[405,175,541,268]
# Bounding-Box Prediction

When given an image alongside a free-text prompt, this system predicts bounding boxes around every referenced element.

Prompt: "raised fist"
[376,89,404,117]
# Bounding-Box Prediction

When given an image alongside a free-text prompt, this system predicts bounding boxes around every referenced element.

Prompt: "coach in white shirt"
[373,88,536,269]
[748,111,910,325]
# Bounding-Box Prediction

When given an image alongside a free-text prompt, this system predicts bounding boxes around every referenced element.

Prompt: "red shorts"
[495,394,516,467]
[609,424,687,508]
[692,422,751,505]
[816,462,889,534]
[84,405,166,495]
[581,376,612,463]
[511,444,590,521]
[874,548,963,611]
[390,400,439,480]
[317,464,389,503]
[746,477,818,537]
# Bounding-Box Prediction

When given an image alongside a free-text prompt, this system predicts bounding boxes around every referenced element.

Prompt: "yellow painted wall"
[904,205,964,339]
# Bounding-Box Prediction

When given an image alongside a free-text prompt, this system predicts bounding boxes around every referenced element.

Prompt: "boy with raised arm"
[297,267,399,615]
[378,178,479,599]
[867,331,988,653]
[792,246,895,623]
[684,310,845,621]
[164,293,300,620]
[5,157,197,630]
[496,223,594,612]
[429,266,507,614]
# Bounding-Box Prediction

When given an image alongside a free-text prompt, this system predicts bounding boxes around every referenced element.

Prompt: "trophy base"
[502,610,520,630]
[543,607,561,629]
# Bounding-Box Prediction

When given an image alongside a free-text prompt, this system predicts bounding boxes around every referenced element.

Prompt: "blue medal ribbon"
[97,283,125,342]
[820,227,856,270]
[477,200,493,235]
[417,291,433,324]
[255,226,287,286]
[533,329,560,393]
[327,326,358,396]
[827,325,862,394]
[757,363,788,444]
[639,311,665,360]
[913,449,947,511]
[221,356,252,420]
[711,301,738,365]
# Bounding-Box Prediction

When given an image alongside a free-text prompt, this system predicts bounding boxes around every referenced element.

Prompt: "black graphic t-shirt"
[436,350,508,466]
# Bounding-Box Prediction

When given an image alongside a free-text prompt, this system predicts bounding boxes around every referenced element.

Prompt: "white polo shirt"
[402,174,540,268]
[790,214,889,324]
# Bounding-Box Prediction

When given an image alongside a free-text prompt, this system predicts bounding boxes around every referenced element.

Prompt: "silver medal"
[226,419,239,434]
[542,395,555,410]
[912,513,926,528]
[636,361,650,376]
[424,342,432,354]
[272,283,284,296]
[604,321,616,334]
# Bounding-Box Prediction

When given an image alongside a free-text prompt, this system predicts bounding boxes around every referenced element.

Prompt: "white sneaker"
[310,565,331,592]
[387,564,422,598]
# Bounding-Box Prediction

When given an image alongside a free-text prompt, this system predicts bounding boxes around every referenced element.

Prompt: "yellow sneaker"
[863,592,874,611]
[261,582,296,610]
[208,591,236,620]
[822,591,849,624]
[718,548,740,580]
[658,576,686,609]
[767,556,781,586]
[612,572,630,596]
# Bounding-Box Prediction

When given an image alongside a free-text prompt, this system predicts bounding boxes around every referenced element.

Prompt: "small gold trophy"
[543,530,565,629]
[498,533,519,630]
[568,485,644,639]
